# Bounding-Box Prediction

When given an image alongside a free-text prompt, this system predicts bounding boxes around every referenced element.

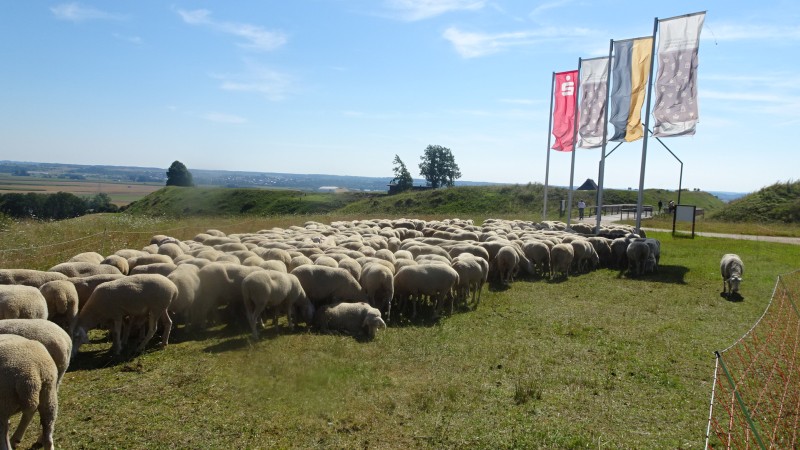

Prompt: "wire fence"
[705,270,800,449]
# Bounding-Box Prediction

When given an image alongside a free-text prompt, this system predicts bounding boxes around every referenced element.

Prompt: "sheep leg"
[36,387,58,450]
[135,313,159,353]
[10,408,35,449]
[2,419,12,450]
[159,310,172,348]
[112,319,124,354]
[285,302,294,332]
[246,298,263,339]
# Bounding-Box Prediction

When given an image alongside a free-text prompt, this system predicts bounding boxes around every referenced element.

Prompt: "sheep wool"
[0,319,72,384]
[0,285,49,320]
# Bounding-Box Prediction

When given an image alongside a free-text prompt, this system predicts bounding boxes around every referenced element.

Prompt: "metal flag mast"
[634,17,659,234]
[542,72,556,220]
[594,41,614,235]
[565,59,582,229]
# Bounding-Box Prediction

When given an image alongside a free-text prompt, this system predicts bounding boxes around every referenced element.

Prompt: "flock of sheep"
[2,216,746,448]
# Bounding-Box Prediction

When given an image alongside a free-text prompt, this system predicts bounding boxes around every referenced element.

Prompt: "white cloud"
[529,0,572,19]
[177,8,287,51]
[203,113,247,124]
[112,33,142,45]
[51,3,125,22]
[213,63,292,101]
[385,0,486,21]
[704,23,800,41]
[443,26,593,58]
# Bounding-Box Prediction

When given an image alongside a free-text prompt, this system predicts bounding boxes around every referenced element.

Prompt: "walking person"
[658,200,663,214]
[577,200,586,220]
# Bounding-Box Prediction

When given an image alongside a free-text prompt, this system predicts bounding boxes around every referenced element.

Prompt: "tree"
[418,145,461,188]
[166,160,194,187]
[390,155,413,192]
[87,193,119,213]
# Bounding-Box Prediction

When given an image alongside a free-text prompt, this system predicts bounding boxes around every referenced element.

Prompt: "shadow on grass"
[721,291,744,302]
[614,264,690,284]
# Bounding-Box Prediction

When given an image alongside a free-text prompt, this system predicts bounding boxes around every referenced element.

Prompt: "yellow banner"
[625,37,652,142]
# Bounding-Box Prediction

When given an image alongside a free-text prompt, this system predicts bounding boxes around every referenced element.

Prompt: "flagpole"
[634,18,659,234]
[566,59,582,229]
[542,72,556,220]
[595,39,614,235]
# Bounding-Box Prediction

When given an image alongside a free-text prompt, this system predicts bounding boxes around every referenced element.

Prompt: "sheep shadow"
[68,344,165,372]
[721,291,744,302]
[615,264,689,284]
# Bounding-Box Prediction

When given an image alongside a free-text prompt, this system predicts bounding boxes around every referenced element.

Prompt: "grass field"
[0,175,163,206]
[2,214,798,449]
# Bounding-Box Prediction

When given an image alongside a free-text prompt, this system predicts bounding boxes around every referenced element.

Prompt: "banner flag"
[653,12,706,137]
[578,57,609,149]
[608,37,653,142]
[551,70,579,152]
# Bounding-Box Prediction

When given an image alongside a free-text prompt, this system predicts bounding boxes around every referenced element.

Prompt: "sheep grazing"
[0,285,49,320]
[549,243,574,280]
[0,269,68,288]
[67,273,126,309]
[451,255,489,310]
[0,319,72,384]
[720,253,744,296]
[360,262,395,320]
[39,280,80,331]
[313,301,387,340]
[241,271,314,338]
[393,264,459,317]
[48,261,122,278]
[626,239,651,277]
[71,274,178,356]
[290,265,367,308]
[0,334,59,450]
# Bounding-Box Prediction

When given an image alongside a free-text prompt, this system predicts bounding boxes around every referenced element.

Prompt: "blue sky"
[0,1,797,193]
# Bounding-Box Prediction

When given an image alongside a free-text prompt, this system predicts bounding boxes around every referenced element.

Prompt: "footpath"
[568,213,800,246]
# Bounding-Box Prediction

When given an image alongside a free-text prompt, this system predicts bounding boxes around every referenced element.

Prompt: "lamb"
[0,319,72,384]
[549,243,574,280]
[0,334,59,450]
[360,262,395,320]
[720,253,744,296]
[39,280,80,331]
[0,285,49,320]
[290,265,367,308]
[71,274,177,355]
[0,269,68,288]
[48,261,122,278]
[241,271,314,338]
[313,301,386,340]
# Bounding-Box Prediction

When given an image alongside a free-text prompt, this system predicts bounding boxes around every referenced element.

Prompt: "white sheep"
[241,271,314,338]
[0,285,49,320]
[720,253,744,296]
[68,251,105,264]
[39,280,80,331]
[522,241,550,277]
[0,334,59,450]
[100,254,130,275]
[166,264,202,320]
[360,262,395,320]
[0,269,68,288]
[67,273,126,309]
[549,243,574,280]
[127,254,173,271]
[48,262,122,278]
[492,245,519,285]
[191,263,263,329]
[313,301,386,340]
[393,264,459,317]
[0,319,71,384]
[451,255,488,310]
[71,274,177,355]
[290,265,368,308]
[129,262,178,276]
[626,239,651,277]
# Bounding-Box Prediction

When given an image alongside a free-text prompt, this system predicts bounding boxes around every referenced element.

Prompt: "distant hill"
[124,184,726,218]
[707,191,747,203]
[710,181,800,223]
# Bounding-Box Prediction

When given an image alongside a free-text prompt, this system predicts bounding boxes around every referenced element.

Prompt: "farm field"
[0,174,163,206]
[1,214,798,449]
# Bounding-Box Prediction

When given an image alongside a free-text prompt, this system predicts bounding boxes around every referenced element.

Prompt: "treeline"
[0,192,118,220]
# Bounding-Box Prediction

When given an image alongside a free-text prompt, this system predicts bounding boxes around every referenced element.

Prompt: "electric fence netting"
[0,218,263,270]
[705,270,800,449]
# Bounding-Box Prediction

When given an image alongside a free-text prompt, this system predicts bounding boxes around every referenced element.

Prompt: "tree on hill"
[390,155,413,192]
[418,145,461,188]
[166,161,194,187]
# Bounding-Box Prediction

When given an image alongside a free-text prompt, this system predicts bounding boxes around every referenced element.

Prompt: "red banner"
[552,70,579,152]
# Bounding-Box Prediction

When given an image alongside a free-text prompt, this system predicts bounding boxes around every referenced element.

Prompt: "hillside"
[710,180,800,223]
[124,184,725,218]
